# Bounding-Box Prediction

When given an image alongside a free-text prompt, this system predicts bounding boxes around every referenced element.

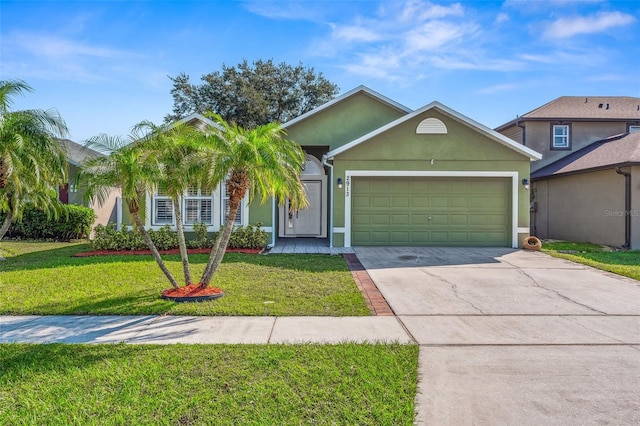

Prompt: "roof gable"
[532,132,640,179]
[326,101,542,161]
[282,85,411,129]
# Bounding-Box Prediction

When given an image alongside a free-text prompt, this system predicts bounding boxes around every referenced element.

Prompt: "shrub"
[91,222,267,251]
[228,223,268,249]
[3,204,95,241]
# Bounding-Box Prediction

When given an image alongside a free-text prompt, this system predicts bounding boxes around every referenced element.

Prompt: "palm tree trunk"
[0,209,13,241]
[173,194,192,285]
[132,212,180,289]
[199,194,242,288]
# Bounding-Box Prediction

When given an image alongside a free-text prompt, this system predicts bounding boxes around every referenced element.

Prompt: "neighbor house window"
[153,184,174,225]
[552,124,570,149]
[629,125,640,133]
[183,186,213,225]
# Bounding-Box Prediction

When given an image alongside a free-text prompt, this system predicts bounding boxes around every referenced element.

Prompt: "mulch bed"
[74,247,262,257]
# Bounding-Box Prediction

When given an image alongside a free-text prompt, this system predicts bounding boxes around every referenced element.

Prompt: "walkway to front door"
[267,238,354,254]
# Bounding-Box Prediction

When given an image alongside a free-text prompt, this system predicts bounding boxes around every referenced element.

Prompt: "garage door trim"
[344,170,520,248]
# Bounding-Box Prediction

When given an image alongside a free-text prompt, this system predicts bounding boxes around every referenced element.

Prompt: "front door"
[285,180,322,236]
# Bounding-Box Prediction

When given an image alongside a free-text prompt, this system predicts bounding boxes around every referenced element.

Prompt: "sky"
[1,0,639,142]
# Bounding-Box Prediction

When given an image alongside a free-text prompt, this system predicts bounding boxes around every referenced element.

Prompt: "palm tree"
[0,80,68,240]
[77,129,180,289]
[143,122,206,286]
[197,113,308,288]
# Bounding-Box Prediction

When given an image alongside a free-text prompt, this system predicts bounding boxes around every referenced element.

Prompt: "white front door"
[285,180,322,236]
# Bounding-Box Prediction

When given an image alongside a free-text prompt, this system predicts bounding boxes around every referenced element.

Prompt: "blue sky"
[2,0,639,141]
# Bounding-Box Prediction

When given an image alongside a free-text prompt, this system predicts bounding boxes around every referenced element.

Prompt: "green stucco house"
[141,86,541,248]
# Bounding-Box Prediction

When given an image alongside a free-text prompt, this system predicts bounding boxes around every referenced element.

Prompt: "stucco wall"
[330,110,533,247]
[285,91,406,150]
[631,166,640,250]
[525,121,628,171]
[532,169,626,247]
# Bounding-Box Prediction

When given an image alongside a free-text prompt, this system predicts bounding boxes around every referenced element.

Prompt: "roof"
[282,85,412,128]
[532,132,640,179]
[325,101,542,161]
[57,139,102,166]
[170,112,220,132]
[496,96,640,130]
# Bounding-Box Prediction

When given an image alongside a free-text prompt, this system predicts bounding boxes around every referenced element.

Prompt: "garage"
[351,176,511,246]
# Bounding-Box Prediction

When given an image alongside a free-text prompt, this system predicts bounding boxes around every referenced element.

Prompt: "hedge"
[2,204,96,241]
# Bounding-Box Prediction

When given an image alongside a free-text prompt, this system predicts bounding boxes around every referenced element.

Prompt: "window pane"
[186,186,198,196]
[185,200,199,223]
[224,199,242,226]
[155,199,173,224]
[200,199,212,223]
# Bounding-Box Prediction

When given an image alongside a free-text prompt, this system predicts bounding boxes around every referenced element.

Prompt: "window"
[183,186,213,225]
[221,184,244,226]
[552,124,570,149]
[153,184,174,225]
[629,125,640,133]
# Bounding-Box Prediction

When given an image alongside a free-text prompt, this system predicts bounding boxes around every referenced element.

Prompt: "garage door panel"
[352,177,511,246]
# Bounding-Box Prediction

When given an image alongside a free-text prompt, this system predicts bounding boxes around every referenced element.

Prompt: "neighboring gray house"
[496,96,640,172]
[531,132,640,249]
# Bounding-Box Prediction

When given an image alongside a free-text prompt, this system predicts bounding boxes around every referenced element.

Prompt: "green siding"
[285,91,407,150]
[351,177,511,246]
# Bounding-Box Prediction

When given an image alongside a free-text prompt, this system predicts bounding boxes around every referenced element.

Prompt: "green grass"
[542,241,640,281]
[0,343,419,425]
[0,241,370,316]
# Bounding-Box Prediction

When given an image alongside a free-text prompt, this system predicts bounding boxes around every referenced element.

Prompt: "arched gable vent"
[416,118,447,134]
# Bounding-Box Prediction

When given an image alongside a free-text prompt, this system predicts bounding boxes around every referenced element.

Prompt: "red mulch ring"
[74,247,262,257]
[162,283,223,298]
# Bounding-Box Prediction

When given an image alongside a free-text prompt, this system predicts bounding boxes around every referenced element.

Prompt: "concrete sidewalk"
[0,315,414,345]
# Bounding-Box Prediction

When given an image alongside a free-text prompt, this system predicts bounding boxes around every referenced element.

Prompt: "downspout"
[322,155,334,248]
[615,166,631,249]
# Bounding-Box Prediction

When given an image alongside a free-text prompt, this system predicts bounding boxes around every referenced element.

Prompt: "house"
[142,86,541,248]
[57,139,121,228]
[530,132,640,249]
[495,96,640,172]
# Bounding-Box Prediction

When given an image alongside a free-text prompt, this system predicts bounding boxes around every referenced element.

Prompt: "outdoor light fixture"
[522,178,530,190]
[337,178,343,189]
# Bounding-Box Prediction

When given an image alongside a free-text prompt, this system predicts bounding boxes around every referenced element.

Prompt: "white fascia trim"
[517,227,531,234]
[326,102,542,161]
[343,170,521,249]
[282,85,412,129]
[333,227,346,233]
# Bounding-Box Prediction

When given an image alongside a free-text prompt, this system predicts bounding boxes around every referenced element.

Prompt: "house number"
[345,176,351,197]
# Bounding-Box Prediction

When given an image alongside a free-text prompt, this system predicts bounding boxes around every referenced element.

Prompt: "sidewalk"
[0,315,414,344]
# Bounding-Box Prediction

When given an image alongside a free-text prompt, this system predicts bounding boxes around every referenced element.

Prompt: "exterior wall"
[531,169,626,247]
[330,110,533,247]
[248,200,273,242]
[631,166,640,250]
[523,121,629,171]
[285,91,407,150]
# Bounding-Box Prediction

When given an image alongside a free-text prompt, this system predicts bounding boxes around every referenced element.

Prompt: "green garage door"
[351,177,511,246]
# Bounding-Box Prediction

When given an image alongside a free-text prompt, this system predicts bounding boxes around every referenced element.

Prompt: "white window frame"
[152,185,174,226]
[183,186,214,225]
[552,124,570,149]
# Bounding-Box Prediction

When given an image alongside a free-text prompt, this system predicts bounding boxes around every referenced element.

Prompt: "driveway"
[354,247,640,425]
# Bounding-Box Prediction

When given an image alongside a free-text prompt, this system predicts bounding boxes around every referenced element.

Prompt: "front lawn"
[0,241,369,316]
[0,343,418,425]
[542,241,640,281]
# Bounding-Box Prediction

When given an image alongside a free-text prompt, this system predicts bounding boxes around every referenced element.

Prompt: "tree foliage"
[0,80,68,241]
[165,59,339,128]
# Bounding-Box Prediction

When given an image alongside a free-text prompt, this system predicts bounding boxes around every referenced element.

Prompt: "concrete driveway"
[354,247,640,425]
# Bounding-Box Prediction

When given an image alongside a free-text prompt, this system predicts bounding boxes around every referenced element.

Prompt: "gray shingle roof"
[532,132,640,179]
[522,96,640,120]
[56,139,102,166]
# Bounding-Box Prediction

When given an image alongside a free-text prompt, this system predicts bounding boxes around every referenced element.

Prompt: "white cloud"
[331,23,382,43]
[396,0,464,22]
[543,11,636,39]
[475,83,518,94]
[495,12,509,25]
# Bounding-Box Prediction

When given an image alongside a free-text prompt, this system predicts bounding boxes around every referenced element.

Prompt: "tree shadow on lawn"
[1,244,349,274]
